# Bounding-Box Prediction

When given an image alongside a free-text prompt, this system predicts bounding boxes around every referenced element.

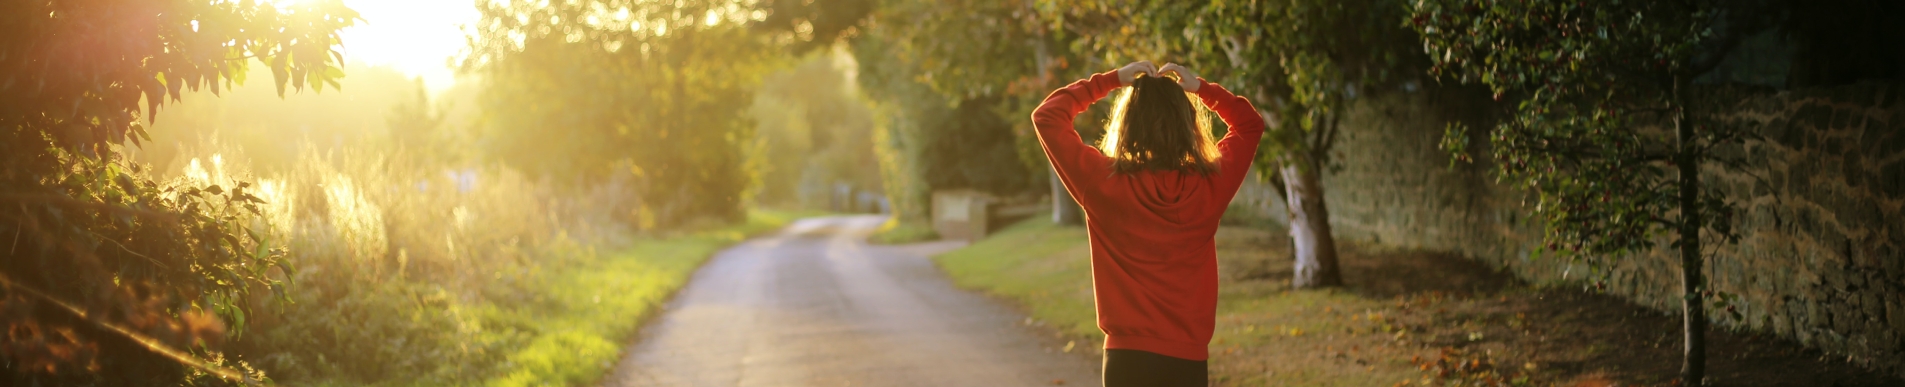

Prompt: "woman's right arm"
[1031,64,1144,202]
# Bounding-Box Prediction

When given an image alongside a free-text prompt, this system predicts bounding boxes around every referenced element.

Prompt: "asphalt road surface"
[605,215,1103,387]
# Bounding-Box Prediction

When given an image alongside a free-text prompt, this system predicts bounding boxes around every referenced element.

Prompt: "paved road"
[605,215,1103,387]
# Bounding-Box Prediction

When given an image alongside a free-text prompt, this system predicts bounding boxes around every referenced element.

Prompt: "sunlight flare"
[328,0,480,92]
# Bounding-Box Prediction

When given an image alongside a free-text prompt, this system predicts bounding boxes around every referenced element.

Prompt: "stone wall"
[1234,81,1905,375]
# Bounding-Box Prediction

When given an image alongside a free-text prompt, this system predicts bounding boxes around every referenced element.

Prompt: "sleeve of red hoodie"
[1031,70,1266,209]
[1195,80,1266,207]
[1030,71,1122,207]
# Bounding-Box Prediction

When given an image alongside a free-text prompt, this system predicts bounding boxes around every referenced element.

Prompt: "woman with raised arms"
[1030,61,1266,387]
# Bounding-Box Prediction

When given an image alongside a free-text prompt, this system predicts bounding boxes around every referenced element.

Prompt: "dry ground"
[1216,226,1905,387]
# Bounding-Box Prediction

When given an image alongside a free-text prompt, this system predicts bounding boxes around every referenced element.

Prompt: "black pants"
[1103,349,1207,387]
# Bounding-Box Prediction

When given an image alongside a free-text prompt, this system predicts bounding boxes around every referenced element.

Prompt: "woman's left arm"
[1194,80,1266,200]
[1160,63,1265,197]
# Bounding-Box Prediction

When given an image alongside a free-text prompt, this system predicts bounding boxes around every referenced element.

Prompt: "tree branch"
[0,193,181,222]
[0,273,263,386]
[1318,109,1343,159]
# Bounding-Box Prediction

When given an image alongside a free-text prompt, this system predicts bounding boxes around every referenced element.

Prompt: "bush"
[164,144,634,385]
[161,140,818,386]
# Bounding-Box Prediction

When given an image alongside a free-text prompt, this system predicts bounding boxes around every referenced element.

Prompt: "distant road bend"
[606,215,1102,387]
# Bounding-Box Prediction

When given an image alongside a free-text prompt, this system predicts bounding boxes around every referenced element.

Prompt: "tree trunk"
[1282,158,1342,288]
[1021,3,1081,227]
[1673,79,1707,385]
[1216,43,1344,289]
[1050,165,1083,225]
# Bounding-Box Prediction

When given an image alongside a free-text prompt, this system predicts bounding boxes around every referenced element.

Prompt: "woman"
[1031,61,1265,386]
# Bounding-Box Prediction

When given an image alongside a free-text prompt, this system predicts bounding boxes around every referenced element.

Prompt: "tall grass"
[165,142,696,386]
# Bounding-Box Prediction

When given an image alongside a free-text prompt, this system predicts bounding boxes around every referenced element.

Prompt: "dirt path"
[604,215,1101,387]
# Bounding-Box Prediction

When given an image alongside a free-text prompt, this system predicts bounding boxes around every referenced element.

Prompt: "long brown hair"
[1098,75,1219,174]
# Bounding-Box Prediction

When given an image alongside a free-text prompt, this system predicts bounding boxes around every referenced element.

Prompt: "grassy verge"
[482,209,821,387]
[934,220,1905,387]
[866,217,938,244]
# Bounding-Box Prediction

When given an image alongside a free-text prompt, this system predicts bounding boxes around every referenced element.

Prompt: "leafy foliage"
[0,0,355,384]
[876,0,1055,101]
[748,54,883,210]
[848,19,1042,224]
[1049,0,1422,173]
[1411,0,1762,382]
[872,0,1024,165]
[1411,0,1746,277]
[753,0,878,51]
[466,0,781,226]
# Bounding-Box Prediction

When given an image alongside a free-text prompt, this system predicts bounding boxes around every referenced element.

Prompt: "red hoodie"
[1031,70,1265,361]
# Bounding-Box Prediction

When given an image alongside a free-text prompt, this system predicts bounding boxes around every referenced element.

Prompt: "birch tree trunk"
[1281,157,1343,288]
[1218,37,1344,288]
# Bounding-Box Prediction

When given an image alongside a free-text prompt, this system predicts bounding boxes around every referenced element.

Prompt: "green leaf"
[271,54,291,97]
[232,60,249,86]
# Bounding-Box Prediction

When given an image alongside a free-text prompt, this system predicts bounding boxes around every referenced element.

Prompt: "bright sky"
[327,0,482,93]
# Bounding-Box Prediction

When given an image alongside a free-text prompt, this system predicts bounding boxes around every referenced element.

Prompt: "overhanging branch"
[0,273,264,386]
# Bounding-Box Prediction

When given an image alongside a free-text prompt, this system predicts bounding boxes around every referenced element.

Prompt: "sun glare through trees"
[1,0,1900,386]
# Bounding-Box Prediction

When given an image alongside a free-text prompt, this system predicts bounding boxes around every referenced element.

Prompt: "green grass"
[482,209,820,387]
[866,217,939,244]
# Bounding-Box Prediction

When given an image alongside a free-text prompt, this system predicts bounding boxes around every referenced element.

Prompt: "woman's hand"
[1160,63,1200,92]
[1116,61,1157,86]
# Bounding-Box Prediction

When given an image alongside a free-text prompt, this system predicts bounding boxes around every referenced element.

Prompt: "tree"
[0,0,356,384]
[1410,0,1774,383]
[466,0,780,226]
[749,54,883,209]
[849,36,940,228]
[751,0,1074,226]
[850,37,1040,197]
[1050,0,1423,288]
[871,0,1097,225]
[831,2,1047,229]
[753,0,879,51]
